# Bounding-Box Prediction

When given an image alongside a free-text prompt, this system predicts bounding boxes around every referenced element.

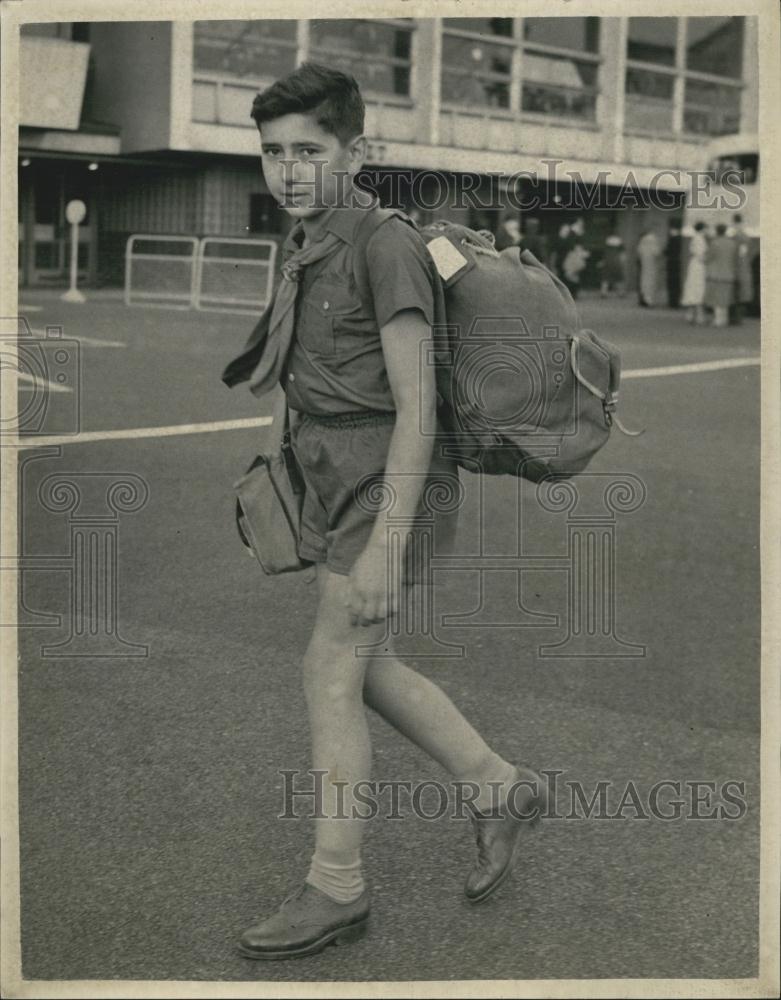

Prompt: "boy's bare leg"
[363,647,516,814]
[298,565,385,899]
[360,598,544,906]
[304,566,515,820]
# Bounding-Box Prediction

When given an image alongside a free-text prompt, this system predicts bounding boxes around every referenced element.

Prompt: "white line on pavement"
[9,355,762,449]
[12,416,273,449]
[623,357,760,378]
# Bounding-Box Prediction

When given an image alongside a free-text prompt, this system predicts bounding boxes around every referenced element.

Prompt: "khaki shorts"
[290,410,461,584]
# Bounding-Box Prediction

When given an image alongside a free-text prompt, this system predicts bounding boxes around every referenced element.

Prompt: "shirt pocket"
[299,275,362,356]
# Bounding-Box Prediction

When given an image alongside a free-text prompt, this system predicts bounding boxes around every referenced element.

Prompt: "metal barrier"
[124,235,199,310]
[124,234,277,314]
[194,238,277,314]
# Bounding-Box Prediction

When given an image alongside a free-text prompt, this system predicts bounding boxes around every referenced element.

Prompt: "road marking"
[31,328,126,349]
[9,356,763,449]
[18,304,43,312]
[13,416,273,448]
[15,372,73,394]
[623,357,760,378]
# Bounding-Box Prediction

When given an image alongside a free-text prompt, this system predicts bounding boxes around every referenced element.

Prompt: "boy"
[224,62,546,961]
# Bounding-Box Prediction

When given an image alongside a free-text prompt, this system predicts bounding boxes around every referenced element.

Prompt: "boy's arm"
[345,307,436,627]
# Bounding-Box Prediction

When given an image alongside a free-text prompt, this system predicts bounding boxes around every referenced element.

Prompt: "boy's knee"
[301,638,368,705]
[303,663,363,707]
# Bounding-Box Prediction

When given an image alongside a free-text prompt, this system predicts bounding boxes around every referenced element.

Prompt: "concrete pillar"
[598,18,627,168]
[740,15,759,133]
[413,18,441,147]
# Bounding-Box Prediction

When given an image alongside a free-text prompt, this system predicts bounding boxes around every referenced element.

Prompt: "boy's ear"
[346,134,368,175]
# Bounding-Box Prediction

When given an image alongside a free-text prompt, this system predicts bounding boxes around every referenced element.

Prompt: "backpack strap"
[352,206,416,316]
[571,332,644,437]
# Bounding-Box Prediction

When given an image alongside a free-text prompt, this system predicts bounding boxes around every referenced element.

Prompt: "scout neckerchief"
[221,222,344,396]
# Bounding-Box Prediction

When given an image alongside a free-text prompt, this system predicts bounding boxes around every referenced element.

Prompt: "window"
[624,18,677,130]
[193,20,297,80]
[708,152,758,185]
[686,17,742,79]
[441,26,513,109]
[309,20,413,97]
[523,17,599,53]
[522,18,600,120]
[683,79,742,137]
[627,18,677,66]
[445,18,513,37]
[624,66,675,131]
[441,17,601,120]
[683,18,744,135]
[625,16,747,137]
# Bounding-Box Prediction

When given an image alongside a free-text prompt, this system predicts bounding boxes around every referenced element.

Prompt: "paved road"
[12,291,760,985]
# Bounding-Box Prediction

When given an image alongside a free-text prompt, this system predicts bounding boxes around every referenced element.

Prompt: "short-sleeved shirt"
[282,200,445,416]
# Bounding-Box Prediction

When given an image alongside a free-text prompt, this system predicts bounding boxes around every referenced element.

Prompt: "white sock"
[305,848,366,904]
[471,756,519,815]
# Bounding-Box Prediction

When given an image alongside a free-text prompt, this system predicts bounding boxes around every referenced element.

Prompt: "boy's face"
[260,113,366,220]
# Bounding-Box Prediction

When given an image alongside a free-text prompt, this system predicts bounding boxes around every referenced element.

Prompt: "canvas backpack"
[354,209,639,482]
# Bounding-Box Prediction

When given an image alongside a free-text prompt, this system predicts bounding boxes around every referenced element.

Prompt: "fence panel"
[194,238,277,314]
[125,235,199,309]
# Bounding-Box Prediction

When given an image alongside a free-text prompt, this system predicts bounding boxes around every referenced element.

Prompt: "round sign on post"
[62,199,87,303]
[65,199,86,225]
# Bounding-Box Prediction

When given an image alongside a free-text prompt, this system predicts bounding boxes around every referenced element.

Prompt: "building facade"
[17,16,758,288]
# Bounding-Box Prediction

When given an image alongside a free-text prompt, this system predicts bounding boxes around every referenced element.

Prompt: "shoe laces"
[279,884,308,909]
[471,809,501,867]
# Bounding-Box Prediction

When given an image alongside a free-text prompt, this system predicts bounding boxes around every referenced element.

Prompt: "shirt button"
[288,373,296,382]
[323,300,330,310]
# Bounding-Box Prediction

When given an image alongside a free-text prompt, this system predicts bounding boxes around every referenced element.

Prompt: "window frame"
[192,17,416,109]
[440,23,516,113]
[439,17,603,125]
[307,18,416,102]
[624,15,745,139]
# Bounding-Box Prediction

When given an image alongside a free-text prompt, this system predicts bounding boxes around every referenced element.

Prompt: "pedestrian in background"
[681,221,708,325]
[494,215,521,251]
[550,222,574,280]
[562,243,590,299]
[730,213,754,324]
[704,223,738,328]
[599,232,626,298]
[665,223,683,308]
[636,230,661,307]
[520,216,549,265]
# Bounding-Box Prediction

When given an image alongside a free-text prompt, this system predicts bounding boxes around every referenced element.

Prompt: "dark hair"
[694,221,707,232]
[716,223,728,236]
[251,61,365,145]
[733,213,743,223]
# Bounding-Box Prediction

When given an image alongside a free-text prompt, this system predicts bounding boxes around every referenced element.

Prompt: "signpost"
[61,199,86,303]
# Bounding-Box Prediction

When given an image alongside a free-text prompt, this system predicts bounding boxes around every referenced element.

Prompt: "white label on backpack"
[426,236,468,281]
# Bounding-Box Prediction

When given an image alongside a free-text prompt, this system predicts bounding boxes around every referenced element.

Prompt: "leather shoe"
[464,764,547,904]
[238,883,370,960]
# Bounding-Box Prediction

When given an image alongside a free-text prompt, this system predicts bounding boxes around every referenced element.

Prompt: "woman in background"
[600,232,626,298]
[681,221,709,325]
[636,230,661,307]
[704,223,737,328]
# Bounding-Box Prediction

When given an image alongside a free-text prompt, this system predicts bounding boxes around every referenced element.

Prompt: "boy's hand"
[345,542,399,627]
